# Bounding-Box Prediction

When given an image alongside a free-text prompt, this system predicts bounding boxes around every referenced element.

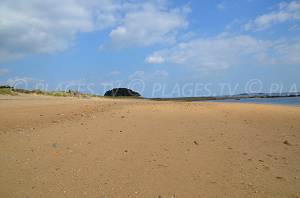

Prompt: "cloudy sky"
[0,0,299,97]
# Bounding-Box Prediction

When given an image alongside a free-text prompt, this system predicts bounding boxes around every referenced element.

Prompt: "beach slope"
[0,95,299,197]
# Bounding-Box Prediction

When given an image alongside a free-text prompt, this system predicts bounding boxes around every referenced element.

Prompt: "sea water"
[200,97,300,106]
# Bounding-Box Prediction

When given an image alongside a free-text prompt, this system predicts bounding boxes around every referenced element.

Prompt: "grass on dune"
[0,89,18,96]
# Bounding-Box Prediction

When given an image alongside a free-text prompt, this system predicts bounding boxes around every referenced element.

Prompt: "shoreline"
[195,97,300,107]
[1,95,300,197]
[149,94,300,102]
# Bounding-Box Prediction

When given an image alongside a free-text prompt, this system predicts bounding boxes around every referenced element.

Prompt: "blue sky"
[0,0,299,97]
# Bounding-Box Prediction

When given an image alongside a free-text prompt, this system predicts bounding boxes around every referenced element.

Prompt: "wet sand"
[0,95,300,197]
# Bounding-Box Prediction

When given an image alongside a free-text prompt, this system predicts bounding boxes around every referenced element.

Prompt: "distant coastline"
[149,93,300,102]
[1,86,299,102]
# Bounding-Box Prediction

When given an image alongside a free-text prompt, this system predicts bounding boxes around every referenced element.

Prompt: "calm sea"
[200,97,300,106]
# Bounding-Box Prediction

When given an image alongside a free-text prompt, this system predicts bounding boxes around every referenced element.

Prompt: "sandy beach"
[0,95,299,197]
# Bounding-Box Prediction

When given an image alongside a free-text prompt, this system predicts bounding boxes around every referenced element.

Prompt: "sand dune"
[0,95,299,197]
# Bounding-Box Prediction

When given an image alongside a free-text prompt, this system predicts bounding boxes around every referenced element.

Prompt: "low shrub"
[0,89,18,96]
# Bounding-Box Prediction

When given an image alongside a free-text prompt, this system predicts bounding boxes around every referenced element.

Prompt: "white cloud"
[217,2,225,10]
[0,0,97,62]
[0,69,11,76]
[146,34,270,70]
[6,76,45,88]
[146,56,165,64]
[272,37,300,65]
[180,32,196,40]
[289,24,300,31]
[244,1,300,31]
[128,70,170,80]
[103,2,190,48]
[0,0,189,62]
[146,33,300,71]
[224,18,240,31]
[128,71,146,79]
[152,70,170,79]
[108,70,121,76]
[114,79,123,84]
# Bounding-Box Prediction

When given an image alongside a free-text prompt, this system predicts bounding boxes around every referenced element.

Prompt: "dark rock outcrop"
[69,90,81,97]
[104,88,141,97]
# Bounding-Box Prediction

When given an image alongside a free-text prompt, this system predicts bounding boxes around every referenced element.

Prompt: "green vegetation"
[44,91,73,97]
[0,88,18,96]
[0,85,141,98]
[0,85,74,97]
[13,88,30,94]
[31,89,44,94]
[0,85,13,89]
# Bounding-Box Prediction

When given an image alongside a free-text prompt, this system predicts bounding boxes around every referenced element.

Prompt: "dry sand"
[0,95,299,197]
